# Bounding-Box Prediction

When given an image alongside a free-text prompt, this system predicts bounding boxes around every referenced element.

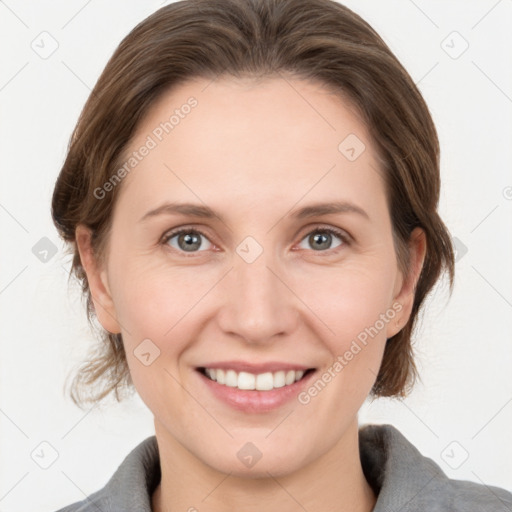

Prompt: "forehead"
[114,75,386,218]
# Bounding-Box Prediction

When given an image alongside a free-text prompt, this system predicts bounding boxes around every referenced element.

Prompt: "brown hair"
[52,0,455,407]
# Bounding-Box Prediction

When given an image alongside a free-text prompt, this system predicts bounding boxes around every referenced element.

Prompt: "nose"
[216,242,299,345]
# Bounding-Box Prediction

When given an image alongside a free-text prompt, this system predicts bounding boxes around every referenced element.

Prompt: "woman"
[51,0,512,510]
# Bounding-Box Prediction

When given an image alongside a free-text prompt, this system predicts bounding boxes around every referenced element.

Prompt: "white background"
[1,1,511,510]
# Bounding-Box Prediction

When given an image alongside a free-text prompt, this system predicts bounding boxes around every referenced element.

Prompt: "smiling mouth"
[197,367,315,391]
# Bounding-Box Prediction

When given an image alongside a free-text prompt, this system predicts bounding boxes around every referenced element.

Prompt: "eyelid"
[160,226,215,249]
[293,224,351,255]
[297,223,351,243]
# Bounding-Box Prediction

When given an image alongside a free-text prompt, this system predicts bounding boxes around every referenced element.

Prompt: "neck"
[151,419,376,512]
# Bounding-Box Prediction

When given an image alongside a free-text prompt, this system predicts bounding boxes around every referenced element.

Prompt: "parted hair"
[51,0,455,407]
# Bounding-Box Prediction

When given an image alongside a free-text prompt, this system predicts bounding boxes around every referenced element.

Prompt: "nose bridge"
[218,235,297,343]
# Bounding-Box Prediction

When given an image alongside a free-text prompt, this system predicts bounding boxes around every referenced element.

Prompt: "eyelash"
[160,225,351,256]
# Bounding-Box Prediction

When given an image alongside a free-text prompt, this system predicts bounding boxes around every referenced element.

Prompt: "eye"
[162,228,213,253]
[161,225,350,255]
[297,227,348,252]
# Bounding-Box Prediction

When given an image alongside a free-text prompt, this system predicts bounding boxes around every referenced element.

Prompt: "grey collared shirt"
[55,424,512,511]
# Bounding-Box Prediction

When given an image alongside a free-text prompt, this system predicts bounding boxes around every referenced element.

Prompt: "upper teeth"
[204,368,306,391]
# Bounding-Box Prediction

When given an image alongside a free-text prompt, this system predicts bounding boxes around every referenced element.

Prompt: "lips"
[196,361,316,392]
[197,363,317,413]
[199,367,314,391]
[198,361,313,374]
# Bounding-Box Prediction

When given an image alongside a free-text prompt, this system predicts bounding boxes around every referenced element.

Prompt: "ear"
[75,224,121,334]
[386,227,427,338]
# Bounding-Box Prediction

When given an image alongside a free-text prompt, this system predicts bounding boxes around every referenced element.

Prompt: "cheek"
[108,258,222,402]
[293,257,397,348]
[290,256,396,406]
[114,264,201,411]
[109,254,207,340]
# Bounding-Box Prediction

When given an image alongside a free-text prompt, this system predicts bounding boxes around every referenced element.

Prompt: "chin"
[197,442,310,479]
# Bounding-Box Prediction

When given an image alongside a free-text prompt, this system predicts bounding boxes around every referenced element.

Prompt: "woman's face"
[78,76,424,476]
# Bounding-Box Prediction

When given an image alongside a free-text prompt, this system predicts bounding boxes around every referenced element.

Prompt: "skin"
[76,75,426,512]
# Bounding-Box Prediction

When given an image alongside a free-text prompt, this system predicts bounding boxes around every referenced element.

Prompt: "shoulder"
[359,423,512,512]
[53,435,160,512]
[53,492,109,512]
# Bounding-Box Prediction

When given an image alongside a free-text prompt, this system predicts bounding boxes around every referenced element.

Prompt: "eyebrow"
[138,200,370,223]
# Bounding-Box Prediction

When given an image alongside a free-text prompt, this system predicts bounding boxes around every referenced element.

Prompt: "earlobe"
[386,227,427,339]
[75,224,121,334]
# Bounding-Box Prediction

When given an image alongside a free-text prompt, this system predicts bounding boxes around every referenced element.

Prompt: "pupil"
[180,232,201,251]
[311,232,330,250]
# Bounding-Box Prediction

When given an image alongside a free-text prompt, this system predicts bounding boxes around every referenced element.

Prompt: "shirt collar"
[80,423,504,511]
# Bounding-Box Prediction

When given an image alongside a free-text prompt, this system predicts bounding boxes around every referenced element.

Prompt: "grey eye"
[298,230,344,251]
[165,230,212,252]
